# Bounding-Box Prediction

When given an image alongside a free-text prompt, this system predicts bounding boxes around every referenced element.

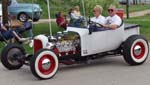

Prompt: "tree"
[2,0,9,24]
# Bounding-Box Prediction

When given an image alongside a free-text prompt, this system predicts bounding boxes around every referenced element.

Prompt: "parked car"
[8,0,42,22]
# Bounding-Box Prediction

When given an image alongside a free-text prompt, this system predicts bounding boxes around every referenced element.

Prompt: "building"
[119,0,150,4]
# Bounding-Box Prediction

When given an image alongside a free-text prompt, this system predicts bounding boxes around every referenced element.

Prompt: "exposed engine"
[48,31,80,55]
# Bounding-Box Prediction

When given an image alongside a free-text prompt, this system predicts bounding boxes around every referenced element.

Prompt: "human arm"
[56,17,68,27]
[70,13,80,19]
[102,24,118,30]
[103,15,121,30]
[1,24,8,31]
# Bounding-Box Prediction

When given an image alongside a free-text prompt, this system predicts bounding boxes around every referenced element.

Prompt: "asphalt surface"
[0,55,150,85]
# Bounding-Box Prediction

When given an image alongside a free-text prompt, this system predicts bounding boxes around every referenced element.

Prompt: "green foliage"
[77,0,119,16]
[15,0,119,18]
[125,14,150,39]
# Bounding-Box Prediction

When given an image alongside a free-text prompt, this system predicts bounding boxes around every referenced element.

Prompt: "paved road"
[0,55,150,85]
[124,9,150,18]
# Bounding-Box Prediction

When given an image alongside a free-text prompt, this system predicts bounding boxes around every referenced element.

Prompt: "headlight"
[33,7,38,11]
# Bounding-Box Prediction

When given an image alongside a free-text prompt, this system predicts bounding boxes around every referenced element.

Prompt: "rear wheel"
[1,44,25,70]
[123,35,149,65]
[30,49,59,80]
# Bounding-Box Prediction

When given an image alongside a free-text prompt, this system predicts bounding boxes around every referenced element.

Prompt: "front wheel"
[123,35,149,65]
[30,49,59,80]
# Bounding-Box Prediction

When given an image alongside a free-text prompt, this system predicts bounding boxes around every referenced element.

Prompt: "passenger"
[102,5,122,30]
[69,8,78,20]
[69,7,84,27]
[74,6,83,19]
[56,11,68,30]
[90,5,106,31]
[0,16,29,42]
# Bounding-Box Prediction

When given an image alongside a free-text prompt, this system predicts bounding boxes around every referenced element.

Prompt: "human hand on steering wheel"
[88,21,103,28]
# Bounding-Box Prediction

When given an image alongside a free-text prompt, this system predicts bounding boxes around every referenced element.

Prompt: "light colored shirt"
[74,10,81,17]
[91,15,106,24]
[70,12,80,19]
[105,14,122,26]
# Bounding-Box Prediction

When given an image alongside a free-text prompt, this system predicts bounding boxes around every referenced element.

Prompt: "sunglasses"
[108,9,114,12]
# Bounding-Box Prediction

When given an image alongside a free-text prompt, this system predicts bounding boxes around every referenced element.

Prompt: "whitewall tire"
[30,49,59,80]
[123,35,149,65]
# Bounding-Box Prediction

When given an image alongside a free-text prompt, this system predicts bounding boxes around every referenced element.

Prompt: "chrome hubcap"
[42,59,51,70]
[134,45,142,56]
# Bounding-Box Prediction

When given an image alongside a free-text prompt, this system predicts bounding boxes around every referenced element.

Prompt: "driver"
[90,5,106,31]
[102,5,122,30]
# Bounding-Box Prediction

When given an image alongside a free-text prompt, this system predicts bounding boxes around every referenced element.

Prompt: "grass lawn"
[32,23,64,36]
[125,14,150,39]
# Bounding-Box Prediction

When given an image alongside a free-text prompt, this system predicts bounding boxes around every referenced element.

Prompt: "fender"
[34,35,49,52]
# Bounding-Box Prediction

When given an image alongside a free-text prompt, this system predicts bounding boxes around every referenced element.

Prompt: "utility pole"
[126,0,129,19]
[133,0,135,5]
[2,0,9,24]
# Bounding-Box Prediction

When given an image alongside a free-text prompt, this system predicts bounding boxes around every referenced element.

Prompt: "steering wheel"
[88,21,103,28]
